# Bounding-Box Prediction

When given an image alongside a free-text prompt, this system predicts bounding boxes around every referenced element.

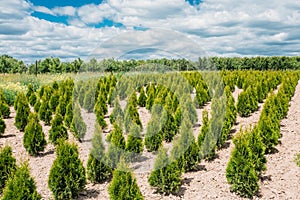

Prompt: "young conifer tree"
[48,140,86,200]
[87,123,112,183]
[2,163,41,200]
[0,146,17,192]
[23,113,47,156]
[15,93,30,131]
[108,159,144,200]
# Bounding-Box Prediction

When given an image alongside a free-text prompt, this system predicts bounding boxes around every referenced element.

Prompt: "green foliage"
[124,102,142,133]
[149,147,181,194]
[107,124,126,168]
[94,92,108,128]
[171,115,199,172]
[49,92,60,113]
[237,86,259,117]
[126,123,143,161]
[144,118,163,152]
[108,159,144,200]
[0,146,16,192]
[33,100,41,113]
[0,101,10,119]
[195,81,210,108]
[56,96,67,117]
[83,86,95,113]
[161,110,177,142]
[64,102,73,128]
[29,93,37,107]
[49,114,68,145]
[109,97,124,126]
[87,123,112,183]
[48,140,86,200]
[226,130,259,198]
[1,163,41,200]
[71,103,86,141]
[0,117,6,136]
[23,113,47,156]
[138,87,147,107]
[38,99,52,125]
[14,93,30,131]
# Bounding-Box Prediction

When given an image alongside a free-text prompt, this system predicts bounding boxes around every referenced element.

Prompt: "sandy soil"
[0,82,299,200]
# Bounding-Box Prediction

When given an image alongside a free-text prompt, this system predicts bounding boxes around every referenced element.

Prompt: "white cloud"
[0,0,300,63]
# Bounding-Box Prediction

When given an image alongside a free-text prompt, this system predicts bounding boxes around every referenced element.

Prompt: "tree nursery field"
[0,56,300,200]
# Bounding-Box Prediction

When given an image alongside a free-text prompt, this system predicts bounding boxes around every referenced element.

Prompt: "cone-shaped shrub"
[124,103,142,133]
[226,130,259,198]
[144,118,163,152]
[49,92,60,113]
[15,94,30,131]
[56,96,67,117]
[0,117,5,136]
[26,84,35,100]
[0,101,10,119]
[149,147,181,194]
[29,93,37,107]
[0,146,16,192]
[198,109,209,149]
[126,123,143,161]
[171,114,199,172]
[109,97,124,126]
[23,113,46,156]
[87,123,112,183]
[38,98,52,125]
[64,102,73,128]
[161,110,177,143]
[1,163,41,200]
[48,140,86,200]
[138,87,147,107]
[49,114,68,145]
[108,159,144,200]
[145,87,155,110]
[71,103,86,142]
[83,86,95,113]
[107,124,126,168]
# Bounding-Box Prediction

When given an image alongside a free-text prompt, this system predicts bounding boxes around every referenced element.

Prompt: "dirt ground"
[0,82,299,200]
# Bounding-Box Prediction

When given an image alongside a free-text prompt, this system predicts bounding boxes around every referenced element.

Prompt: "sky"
[0,0,300,63]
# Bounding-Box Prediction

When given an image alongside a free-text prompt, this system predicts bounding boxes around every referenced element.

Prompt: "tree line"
[1,55,300,74]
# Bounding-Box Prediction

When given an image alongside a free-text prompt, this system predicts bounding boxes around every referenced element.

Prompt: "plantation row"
[0,70,299,199]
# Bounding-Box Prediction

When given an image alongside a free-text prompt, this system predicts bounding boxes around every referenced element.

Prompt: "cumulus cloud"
[0,0,300,63]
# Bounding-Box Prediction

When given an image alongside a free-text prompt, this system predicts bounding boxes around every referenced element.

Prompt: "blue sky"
[0,0,299,63]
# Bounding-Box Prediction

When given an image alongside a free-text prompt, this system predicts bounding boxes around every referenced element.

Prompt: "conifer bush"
[109,97,124,126]
[126,123,143,161]
[48,140,86,200]
[87,123,112,183]
[0,146,16,192]
[23,113,47,156]
[56,96,67,117]
[144,118,163,152]
[1,163,41,200]
[15,94,30,131]
[149,147,181,194]
[49,114,68,145]
[71,103,86,141]
[83,86,95,113]
[49,92,60,113]
[226,130,259,198]
[33,100,41,113]
[0,117,6,136]
[161,110,177,142]
[64,101,73,128]
[0,100,10,119]
[138,86,147,107]
[38,98,52,125]
[108,159,144,200]
[29,93,37,107]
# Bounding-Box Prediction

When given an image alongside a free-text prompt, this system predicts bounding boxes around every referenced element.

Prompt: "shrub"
[0,146,16,192]
[226,131,259,198]
[48,140,86,200]
[144,118,163,152]
[56,96,67,117]
[108,159,144,200]
[109,97,124,126]
[64,102,73,128]
[33,100,41,113]
[29,93,37,106]
[38,99,52,125]
[83,86,95,113]
[14,94,30,131]
[138,87,147,107]
[0,117,6,136]
[149,147,181,194]
[49,114,68,145]
[23,113,47,156]
[71,103,86,142]
[49,92,60,113]
[87,123,112,183]
[1,163,41,200]
[161,110,177,143]
[0,101,10,118]
[126,123,143,161]
[171,115,199,172]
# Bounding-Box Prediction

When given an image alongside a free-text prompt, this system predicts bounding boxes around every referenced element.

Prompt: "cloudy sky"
[0,0,299,63]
